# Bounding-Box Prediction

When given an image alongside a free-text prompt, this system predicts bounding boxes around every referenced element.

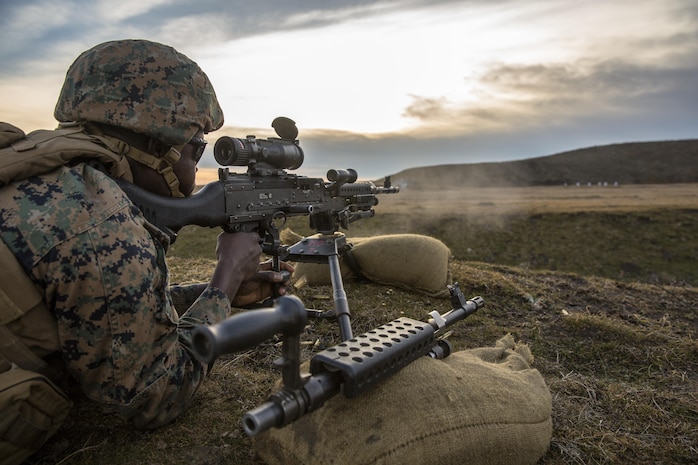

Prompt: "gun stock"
[115,179,227,237]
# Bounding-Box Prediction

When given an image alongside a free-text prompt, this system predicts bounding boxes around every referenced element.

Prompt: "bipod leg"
[285,232,354,341]
[328,253,352,341]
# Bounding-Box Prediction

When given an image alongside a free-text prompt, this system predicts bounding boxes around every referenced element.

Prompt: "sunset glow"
[1,0,696,178]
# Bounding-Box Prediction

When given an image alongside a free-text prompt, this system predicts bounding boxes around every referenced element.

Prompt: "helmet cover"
[54,39,224,146]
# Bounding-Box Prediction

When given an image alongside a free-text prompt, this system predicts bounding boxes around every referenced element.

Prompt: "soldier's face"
[174,131,206,196]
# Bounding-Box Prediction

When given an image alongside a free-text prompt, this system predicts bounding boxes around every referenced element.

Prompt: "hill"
[387,139,698,188]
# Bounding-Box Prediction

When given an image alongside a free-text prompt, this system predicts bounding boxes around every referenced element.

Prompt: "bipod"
[283,232,354,341]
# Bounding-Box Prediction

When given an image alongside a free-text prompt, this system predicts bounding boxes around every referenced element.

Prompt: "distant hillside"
[387,140,698,188]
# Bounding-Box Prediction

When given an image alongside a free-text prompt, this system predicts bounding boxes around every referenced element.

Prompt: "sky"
[1,0,697,180]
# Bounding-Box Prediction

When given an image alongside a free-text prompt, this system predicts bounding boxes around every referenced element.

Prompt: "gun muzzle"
[242,370,340,436]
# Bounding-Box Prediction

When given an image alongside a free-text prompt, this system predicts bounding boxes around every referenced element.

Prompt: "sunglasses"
[188,136,207,164]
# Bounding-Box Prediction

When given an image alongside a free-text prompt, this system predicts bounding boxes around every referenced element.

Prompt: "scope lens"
[213,136,249,166]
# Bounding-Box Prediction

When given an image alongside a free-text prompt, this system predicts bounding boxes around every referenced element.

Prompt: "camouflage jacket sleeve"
[0,164,231,429]
[169,283,208,313]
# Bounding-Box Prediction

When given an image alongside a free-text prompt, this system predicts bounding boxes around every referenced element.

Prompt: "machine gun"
[116,117,399,340]
[116,117,483,436]
[115,116,399,253]
[191,285,484,437]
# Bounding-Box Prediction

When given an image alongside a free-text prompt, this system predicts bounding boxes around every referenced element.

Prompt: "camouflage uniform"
[0,40,229,428]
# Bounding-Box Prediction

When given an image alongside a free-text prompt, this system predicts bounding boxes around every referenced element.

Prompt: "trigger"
[273,270,292,298]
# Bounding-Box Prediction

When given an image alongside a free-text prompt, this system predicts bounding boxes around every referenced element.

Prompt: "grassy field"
[344,183,698,287]
[30,183,697,464]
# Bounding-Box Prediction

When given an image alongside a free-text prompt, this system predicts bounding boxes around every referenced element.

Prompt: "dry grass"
[28,184,698,465]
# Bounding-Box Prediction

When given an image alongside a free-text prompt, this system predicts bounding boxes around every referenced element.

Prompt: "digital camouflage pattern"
[0,163,231,428]
[54,39,224,146]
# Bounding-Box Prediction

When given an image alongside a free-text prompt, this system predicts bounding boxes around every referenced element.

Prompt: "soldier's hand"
[232,260,295,307]
[210,232,263,300]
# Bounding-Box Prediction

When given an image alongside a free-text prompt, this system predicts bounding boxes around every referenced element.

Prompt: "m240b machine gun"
[116,116,402,341]
[115,116,399,254]
[115,117,483,436]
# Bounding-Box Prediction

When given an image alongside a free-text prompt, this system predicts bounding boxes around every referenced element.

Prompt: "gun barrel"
[438,295,485,328]
[242,294,484,436]
[376,185,400,194]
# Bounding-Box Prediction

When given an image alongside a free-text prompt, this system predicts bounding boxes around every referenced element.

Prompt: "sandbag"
[283,230,452,297]
[253,334,552,465]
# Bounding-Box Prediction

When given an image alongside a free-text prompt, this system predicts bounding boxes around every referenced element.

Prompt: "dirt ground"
[24,182,698,465]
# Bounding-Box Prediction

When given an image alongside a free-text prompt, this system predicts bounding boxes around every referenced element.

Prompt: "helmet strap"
[85,124,185,198]
[125,145,185,198]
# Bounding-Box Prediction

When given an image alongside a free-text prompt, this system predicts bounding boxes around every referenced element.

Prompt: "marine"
[0,39,292,464]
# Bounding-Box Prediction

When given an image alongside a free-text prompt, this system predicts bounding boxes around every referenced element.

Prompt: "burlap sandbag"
[282,230,452,297]
[253,334,552,465]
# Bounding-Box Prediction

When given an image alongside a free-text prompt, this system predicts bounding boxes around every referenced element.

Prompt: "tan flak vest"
[0,122,132,465]
[0,121,132,371]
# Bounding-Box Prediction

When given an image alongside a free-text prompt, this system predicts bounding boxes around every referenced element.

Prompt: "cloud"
[0,0,512,78]
[478,57,698,119]
[288,50,698,179]
[2,0,696,181]
[0,0,387,75]
[402,96,450,121]
[397,23,698,138]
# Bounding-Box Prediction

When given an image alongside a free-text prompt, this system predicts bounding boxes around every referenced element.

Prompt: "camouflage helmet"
[54,39,224,146]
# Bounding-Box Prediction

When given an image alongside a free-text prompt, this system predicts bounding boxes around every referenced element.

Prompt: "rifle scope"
[214,136,304,170]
